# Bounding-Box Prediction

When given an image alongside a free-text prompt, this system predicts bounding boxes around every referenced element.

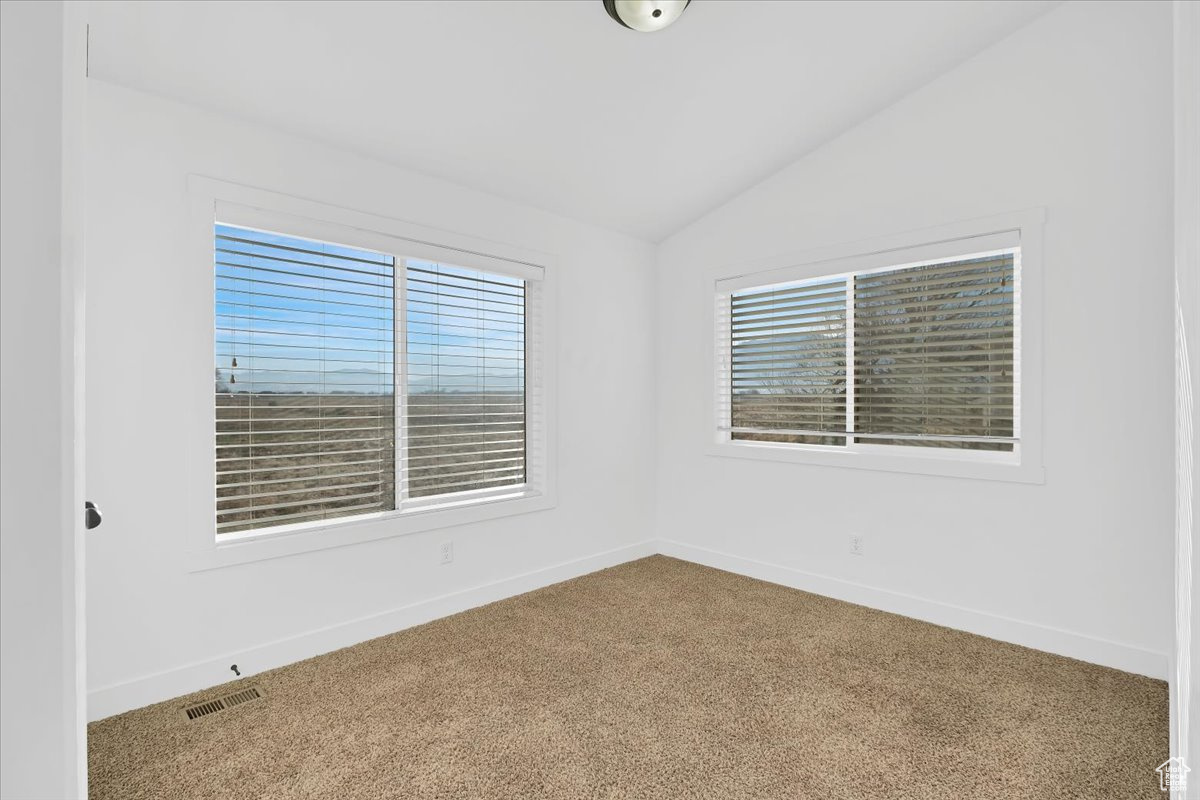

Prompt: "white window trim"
[706,209,1045,484]
[186,176,558,571]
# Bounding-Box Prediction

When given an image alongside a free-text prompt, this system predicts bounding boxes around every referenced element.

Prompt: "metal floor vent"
[183,687,263,721]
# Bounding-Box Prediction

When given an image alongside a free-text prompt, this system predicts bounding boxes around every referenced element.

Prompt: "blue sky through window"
[215,225,525,396]
[405,261,525,396]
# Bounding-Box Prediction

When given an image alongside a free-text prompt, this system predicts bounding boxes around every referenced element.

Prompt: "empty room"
[2,0,1198,798]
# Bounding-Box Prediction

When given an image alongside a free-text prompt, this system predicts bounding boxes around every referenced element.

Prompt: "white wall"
[1173,0,1200,775]
[1,1,86,796]
[84,81,658,719]
[655,0,1175,678]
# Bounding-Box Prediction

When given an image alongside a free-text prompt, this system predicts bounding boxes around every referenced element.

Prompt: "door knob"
[84,501,102,530]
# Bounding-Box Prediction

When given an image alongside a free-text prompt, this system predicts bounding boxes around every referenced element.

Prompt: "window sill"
[186,490,556,572]
[705,440,1045,484]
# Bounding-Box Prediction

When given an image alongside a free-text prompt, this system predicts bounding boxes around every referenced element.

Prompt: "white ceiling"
[87,0,1057,242]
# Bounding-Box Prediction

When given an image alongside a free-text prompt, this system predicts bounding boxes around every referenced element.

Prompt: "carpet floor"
[88,556,1168,799]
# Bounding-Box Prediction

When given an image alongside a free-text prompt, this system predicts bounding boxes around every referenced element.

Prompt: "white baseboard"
[87,540,657,721]
[657,539,1169,681]
[90,536,1167,720]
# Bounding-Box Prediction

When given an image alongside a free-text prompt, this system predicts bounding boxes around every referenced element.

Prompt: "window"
[215,224,541,536]
[716,240,1020,462]
[403,262,527,501]
[853,254,1015,451]
[727,276,849,447]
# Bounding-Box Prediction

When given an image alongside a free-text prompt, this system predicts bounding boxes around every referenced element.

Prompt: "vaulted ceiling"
[87,0,1057,241]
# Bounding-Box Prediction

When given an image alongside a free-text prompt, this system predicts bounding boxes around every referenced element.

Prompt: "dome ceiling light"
[603,0,691,33]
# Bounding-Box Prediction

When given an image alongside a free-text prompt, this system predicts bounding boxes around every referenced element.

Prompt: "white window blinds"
[854,253,1015,450]
[725,278,848,446]
[215,225,397,534]
[717,246,1019,453]
[213,221,544,537]
[403,263,528,500]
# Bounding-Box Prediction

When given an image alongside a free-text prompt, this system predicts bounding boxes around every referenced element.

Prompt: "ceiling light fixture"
[603,0,691,33]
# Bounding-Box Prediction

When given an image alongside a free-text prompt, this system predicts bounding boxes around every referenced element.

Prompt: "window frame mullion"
[844,278,855,448]
[394,255,408,509]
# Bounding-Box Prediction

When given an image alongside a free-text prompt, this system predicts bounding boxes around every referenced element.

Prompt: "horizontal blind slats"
[215,282,396,313]
[404,262,527,501]
[216,446,390,466]
[854,255,1014,286]
[218,484,392,511]
[851,306,1013,328]
[730,279,848,305]
[403,473,527,495]
[216,233,393,268]
[722,426,1015,444]
[731,307,853,329]
[731,291,852,316]
[217,269,393,303]
[216,457,390,479]
[719,250,1018,452]
[216,260,394,291]
[215,224,397,534]
[854,253,1016,447]
[218,469,388,492]
[217,501,390,533]
[727,276,848,441]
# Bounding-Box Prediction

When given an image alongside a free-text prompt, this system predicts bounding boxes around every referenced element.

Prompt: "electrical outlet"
[440,541,454,565]
[849,535,865,557]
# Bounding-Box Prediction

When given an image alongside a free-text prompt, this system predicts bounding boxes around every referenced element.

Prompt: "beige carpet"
[88,556,1168,799]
